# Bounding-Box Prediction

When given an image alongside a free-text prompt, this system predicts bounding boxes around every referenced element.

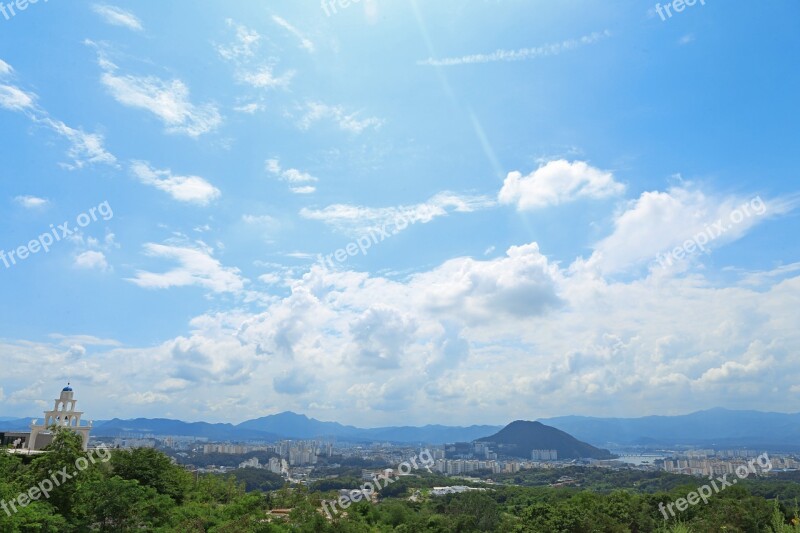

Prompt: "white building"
[531,449,558,461]
[28,385,92,451]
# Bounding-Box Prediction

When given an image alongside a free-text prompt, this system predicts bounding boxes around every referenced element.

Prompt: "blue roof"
[62,386,72,392]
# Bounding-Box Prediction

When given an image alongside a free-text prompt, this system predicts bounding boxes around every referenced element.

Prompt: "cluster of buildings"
[660,450,799,476]
[203,440,333,466]
[238,456,288,474]
[432,458,522,475]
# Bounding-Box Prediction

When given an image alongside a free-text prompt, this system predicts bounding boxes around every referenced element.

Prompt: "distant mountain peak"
[477,420,614,460]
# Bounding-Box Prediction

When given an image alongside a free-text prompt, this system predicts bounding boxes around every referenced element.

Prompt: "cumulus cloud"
[3,238,800,424]
[411,242,562,322]
[91,4,143,31]
[580,185,797,275]
[498,159,625,210]
[74,250,109,271]
[130,161,221,205]
[349,307,418,369]
[127,242,245,294]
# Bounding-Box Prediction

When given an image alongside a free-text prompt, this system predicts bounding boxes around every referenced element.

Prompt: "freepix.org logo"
[1,201,113,270]
[0,0,48,22]
[654,0,706,22]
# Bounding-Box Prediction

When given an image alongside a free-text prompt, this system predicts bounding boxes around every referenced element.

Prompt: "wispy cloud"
[419,30,611,67]
[91,4,143,31]
[0,84,35,111]
[238,66,294,89]
[40,117,118,170]
[89,45,222,138]
[233,102,264,114]
[130,161,221,205]
[14,195,49,209]
[216,20,294,91]
[298,101,383,134]
[300,192,495,235]
[215,19,260,61]
[127,242,245,294]
[272,15,315,53]
[266,158,318,194]
[0,58,117,169]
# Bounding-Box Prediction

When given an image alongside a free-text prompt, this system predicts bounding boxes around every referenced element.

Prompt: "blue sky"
[0,0,798,426]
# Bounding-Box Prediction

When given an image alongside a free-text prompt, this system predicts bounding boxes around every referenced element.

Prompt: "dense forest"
[2,428,800,532]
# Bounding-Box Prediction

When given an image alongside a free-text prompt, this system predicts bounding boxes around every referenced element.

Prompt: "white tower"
[28,384,92,451]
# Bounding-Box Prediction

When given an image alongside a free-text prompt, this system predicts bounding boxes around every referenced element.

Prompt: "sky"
[0,0,798,427]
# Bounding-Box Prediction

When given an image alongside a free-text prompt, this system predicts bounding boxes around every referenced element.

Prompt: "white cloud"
[266,158,318,194]
[3,242,800,424]
[300,191,495,235]
[91,4,143,31]
[0,59,12,75]
[14,195,48,209]
[131,161,221,205]
[233,103,264,114]
[215,20,260,61]
[298,101,383,134]
[238,66,294,89]
[499,159,625,210]
[580,185,796,275]
[99,63,222,137]
[0,84,35,111]
[41,118,118,170]
[272,15,315,53]
[0,61,116,169]
[127,242,246,294]
[74,251,110,271]
[412,242,563,322]
[290,186,316,195]
[216,21,294,91]
[419,30,611,66]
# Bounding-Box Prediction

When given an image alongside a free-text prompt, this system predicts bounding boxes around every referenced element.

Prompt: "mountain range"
[2,408,799,449]
[0,412,500,445]
[541,408,800,450]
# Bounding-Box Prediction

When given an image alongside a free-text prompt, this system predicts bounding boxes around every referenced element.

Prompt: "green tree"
[29,426,97,521]
[110,447,192,503]
[72,475,173,531]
